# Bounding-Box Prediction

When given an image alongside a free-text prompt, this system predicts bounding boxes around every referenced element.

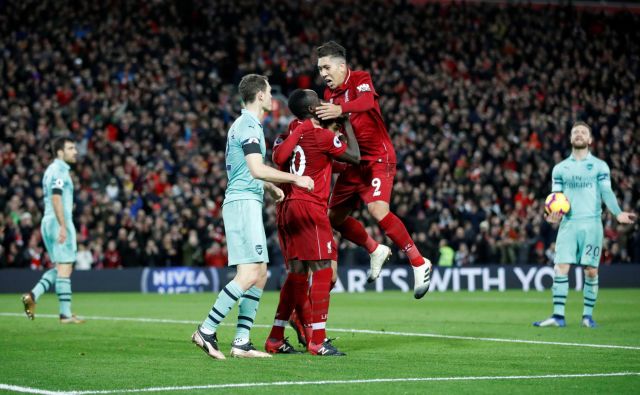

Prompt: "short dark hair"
[288,89,318,120]
[316,41,346,60]
[52,136,75,156]
[571,121,592,135]
[238,74,268,104]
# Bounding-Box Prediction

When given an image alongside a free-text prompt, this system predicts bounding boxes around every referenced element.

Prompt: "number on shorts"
[585,244,601,258]
[290,145,306,176]
[372,177,382,197]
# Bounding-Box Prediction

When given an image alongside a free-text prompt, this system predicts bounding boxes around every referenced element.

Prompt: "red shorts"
[329,161,396,208]
[282,199,337,261]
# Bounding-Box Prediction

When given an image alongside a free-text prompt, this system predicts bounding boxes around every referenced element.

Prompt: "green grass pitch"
[1,290,639,394]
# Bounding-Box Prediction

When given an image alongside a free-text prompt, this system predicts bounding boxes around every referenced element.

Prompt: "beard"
[571,141,588,149]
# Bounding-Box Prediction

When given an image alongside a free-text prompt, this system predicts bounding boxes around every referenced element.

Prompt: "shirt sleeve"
[272,131,301,167]
[50,170,65,195]
[318,128,348,159]
[340,72,377,114]
[238,123,262,156]
[598,161,622,216]
[551,165,563,192]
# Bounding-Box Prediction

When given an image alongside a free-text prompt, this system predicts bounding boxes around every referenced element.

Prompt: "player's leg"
[23,219,58,319]
[364,163,431,298]
[270,201,307,348]
[329,168,389,274]
[534,263,570,327]
[534,222,575,327]
[56,262,84,324]
[230,262,271,358]
[265,261,305,354]
[307,260,345,356]
[581,221,603,328]
[53,224,83,324]
[226,200,271,358]
[289,268,312,348]
[193,200,268,360]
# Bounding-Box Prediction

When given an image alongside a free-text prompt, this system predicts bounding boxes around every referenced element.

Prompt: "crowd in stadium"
[1,0,639,270]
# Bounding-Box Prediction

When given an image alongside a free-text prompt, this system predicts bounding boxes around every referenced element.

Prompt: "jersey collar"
[332,68,352,93]
[54,158,71,171]
[569,151,592,161]
[241,109,263,128]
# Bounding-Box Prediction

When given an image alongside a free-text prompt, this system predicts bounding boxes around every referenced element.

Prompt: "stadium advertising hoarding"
[1,265,639,293]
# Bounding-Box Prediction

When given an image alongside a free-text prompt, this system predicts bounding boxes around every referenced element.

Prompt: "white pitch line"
[2,372,639,395]
[0,383,63,395]
[2,312,640,351]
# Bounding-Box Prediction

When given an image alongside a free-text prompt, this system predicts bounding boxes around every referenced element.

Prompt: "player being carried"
[534,121,636,328]
[314,41,432,299]
[265,89,360,356]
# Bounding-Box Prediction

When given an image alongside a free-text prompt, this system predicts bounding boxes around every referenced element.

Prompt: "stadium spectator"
[0,0,638,269]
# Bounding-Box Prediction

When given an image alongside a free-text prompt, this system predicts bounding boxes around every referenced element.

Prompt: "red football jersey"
[324,69,397,163]
[286,119,347,206]
[272,119,305,193]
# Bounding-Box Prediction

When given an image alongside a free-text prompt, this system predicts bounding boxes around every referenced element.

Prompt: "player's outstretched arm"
[335,120,360,165]
[245,153,314,191]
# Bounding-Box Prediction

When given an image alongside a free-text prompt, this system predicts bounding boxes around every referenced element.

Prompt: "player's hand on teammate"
[545,212,563,224]
[58,226,67,243]
[316,103,343,120]
[617,212,637,224]
[295,175,314,192]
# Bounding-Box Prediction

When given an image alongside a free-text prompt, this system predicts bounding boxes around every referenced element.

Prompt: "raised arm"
[272,129,302,167]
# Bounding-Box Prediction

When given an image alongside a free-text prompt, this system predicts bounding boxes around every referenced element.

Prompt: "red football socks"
[378,212,424,267]
[268,272,307,340]
[309,267,333,345]
[335,216,378,253]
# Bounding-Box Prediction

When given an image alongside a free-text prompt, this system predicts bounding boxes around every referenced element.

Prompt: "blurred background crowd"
[1,0,639,270]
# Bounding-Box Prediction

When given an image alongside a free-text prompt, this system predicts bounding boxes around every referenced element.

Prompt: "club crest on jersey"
[586,163,593,171]
[357,83,371,93]
[327,241,332,254]
[333,136,343,148]
[54,179,64,188]
[255,245,263,255]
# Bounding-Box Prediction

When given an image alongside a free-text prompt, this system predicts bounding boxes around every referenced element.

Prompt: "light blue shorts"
[554,219,603,267]
[222,199,269,265]
[41,217,77,264]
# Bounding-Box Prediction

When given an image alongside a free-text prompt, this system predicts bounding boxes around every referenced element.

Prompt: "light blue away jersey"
[42,159,74,222]
[551,152,622,221]
[223,109,266,205]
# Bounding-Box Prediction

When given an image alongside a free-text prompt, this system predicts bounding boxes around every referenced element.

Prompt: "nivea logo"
[142,268,220,294]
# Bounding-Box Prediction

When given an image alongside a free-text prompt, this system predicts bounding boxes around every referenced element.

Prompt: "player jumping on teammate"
[314,41,432,299]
